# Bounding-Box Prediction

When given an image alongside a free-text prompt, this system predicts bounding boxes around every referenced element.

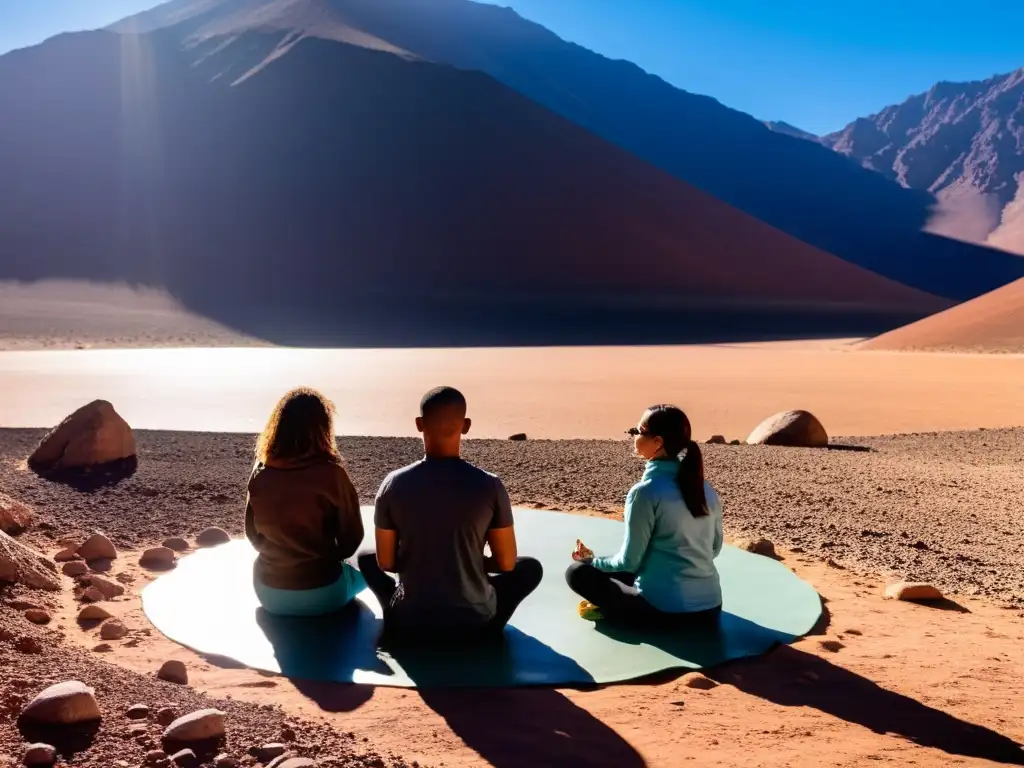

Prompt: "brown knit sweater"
[244,457,364,590]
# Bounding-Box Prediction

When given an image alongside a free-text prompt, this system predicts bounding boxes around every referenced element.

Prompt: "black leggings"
[357,552,543,641]
[565,561,721,628]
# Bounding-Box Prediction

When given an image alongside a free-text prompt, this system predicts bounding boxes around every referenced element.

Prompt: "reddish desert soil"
[862,277,1024,353]
[1,429,1022,767]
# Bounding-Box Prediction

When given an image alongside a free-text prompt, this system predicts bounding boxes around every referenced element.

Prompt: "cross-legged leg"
[487,556,544,630]
[356,551,397,609]
[564,561,659,622]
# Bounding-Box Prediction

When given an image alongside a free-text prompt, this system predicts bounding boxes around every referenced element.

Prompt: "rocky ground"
[0,595,409,767]
[1,426,1023,766]
[1,428,1022,607]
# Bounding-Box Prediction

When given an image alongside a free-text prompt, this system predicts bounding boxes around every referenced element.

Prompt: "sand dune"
[861,277,1024,353]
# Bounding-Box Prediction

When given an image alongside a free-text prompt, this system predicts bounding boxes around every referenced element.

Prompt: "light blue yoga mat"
[142,507,821,687]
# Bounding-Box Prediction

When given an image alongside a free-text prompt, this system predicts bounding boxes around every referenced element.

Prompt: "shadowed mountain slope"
[0,25,944,346]
[823,69,1024,255]
[112,0,1024,302]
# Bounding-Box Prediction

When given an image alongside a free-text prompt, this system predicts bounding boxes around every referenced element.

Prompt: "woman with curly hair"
[245,387,364,616]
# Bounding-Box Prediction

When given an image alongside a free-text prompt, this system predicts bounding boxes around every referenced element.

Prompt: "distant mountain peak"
[821,66,1024,255]
[762,120,819,142]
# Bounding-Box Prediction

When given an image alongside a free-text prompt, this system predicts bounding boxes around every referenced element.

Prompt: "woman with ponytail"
[565,405,723,627]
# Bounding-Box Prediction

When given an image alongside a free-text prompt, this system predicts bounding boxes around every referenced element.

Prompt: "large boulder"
[746,410,828,448]
[0,493,33,535]
[0,531,60,591]
[19,681,101,725]
[28,400,136,473]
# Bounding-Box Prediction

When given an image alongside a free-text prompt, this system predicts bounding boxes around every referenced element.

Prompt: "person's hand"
[572,539,594,563]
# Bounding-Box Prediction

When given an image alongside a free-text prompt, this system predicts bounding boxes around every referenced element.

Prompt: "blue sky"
[2,0,1023,134]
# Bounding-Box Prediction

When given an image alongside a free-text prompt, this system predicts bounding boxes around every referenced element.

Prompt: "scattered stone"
[100,619,130,640]
[253,744,287,762]
[62,561,88,577]
[280,725,297,742]
[162,709,226,742]
[145,750,167,765]
[884,582,944,602]
[729,439,741,445]
[87,575,125,599]
[735,538,776,558]
[115,572,134,585]
[706,435,726,445]
[0,530,61,591]
[214,757,240,768]
[78,604,113,622]
[4,599,40,611]
[155,707,178,726]
[92,643,113,653]
[162,538,189,553]
[54,546,80,562]
[507,433,527,441]
[19,681,101,725]
[170,749,198,767]
[819,640,845,653]
[681,673,719,690]
[746,409,828,448]
[24,609,51,625]
[127,704,151,720]
[27,400,136,473]
[140,547,177,569]
[87,558,113,573]
[80,586,106,603]
[195,528,231,548]
[77,533,117,562]
[0,492,33,535]
[158,660,189,685]
[21,744,56,767]
[15,636,43,654]
[268,758,316,768]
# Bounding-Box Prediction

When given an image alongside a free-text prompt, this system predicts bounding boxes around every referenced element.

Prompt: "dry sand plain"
[2,341,1024,442]
[1,429,1022,767]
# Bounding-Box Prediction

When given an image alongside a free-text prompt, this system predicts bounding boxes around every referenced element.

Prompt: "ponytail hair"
[677,439,708,518]
[640,405,708,517]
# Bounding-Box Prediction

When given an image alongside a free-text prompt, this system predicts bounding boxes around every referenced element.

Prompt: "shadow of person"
[254,601,394,712]
[384,628,646,768]
[707,644,1024,765]
[594,611,800,671]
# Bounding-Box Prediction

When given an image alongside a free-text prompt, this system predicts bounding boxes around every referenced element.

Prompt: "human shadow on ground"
[387,629,645,768]
[706,644,1024,765]
[595,611,803,672]
[253,602,392,711]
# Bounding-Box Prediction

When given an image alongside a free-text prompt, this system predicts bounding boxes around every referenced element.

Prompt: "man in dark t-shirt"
[357,387,542,640]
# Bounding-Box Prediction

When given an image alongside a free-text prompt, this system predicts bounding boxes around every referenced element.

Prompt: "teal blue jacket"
[593,459,723,612]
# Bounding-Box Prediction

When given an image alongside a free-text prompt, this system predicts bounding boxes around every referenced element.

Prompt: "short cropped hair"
[420,386,467,420]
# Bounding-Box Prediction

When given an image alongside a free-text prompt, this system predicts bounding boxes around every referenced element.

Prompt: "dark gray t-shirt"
[374,457,515,627]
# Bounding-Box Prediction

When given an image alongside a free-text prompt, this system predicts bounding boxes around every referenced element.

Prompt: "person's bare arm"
[375,527,399,572]
[484,526,518,573]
